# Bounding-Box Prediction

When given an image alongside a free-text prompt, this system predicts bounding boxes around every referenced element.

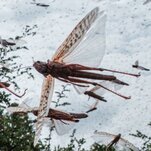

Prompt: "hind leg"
[66,77,130,99]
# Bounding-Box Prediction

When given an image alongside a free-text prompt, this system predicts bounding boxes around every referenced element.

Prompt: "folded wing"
[34,75,54,146]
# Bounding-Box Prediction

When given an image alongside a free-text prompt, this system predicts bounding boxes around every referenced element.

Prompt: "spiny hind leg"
[64,64,140,77]
[64,64,102,71]
[66,77,130,99]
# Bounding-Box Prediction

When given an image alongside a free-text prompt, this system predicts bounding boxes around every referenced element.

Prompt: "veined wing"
[74,80,111,95]
[84,80,124,112]
[63,9,106,95]
[52,7,100,63]
[34,75,54,146]
[53,119,75,135]
[6,106,38,114]
[62,11,106,67]
[93,131,140,151]
[38,76,54,117]
[135,60,139,66]
[89,80,123,95]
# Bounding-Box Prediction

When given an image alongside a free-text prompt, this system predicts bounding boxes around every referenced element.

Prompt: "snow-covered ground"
[1,0,151,149]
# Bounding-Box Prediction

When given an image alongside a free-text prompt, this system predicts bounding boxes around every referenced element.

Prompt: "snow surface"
[1,0,151,149]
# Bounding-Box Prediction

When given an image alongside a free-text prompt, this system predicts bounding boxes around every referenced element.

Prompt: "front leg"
[0,82,27,98]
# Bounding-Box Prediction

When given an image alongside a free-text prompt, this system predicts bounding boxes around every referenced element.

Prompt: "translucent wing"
[85,99,99,113]
[79,81,108,113]
[6,107,33,114]
[52,7,99,63]
[34,75,54,146]
[90,80,123,95]
[84,81,124,111]
[135,60,139,66]
[64,10,106,95]
[93,131,118,145]
[19,98,34,109]
[93,131,140,151]
[53,119,75,135]
[73,85,88,94]
[89,81,108,96]
[42,117,53,127]
[34,118,43,146]
[74,80,112,97]
[62,12,106,67]
[7,38,27,47]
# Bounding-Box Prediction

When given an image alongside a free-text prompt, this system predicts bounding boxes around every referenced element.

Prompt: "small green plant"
[0,41,45,150]
[0,112,45,150]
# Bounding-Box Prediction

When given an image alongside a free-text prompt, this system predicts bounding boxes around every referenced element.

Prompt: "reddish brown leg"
[113,79,129,86]
[60,120,69,125]
[95,83,131,100]
[66,77,131,99]
[0,82,10,88]
[0,83,27,98]
[86,107,97,113]
[64,64,140,77]
[57,77,89,88]
[69,113,88,119]
[84,91,107,102]
[63,64,99,70]
[99,68,140,77]
[107,134,121,150]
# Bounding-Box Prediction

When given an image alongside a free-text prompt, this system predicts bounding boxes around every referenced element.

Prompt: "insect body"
[7,106,88,123]
[34,61,116,81]
[132,60,150,71]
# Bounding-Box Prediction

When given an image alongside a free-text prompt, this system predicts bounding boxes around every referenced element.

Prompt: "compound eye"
[37,61,40,63]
